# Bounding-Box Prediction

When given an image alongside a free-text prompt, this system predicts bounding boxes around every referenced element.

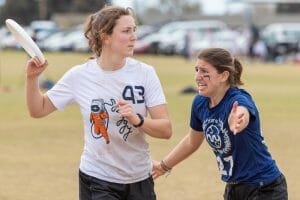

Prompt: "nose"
[195,71,203,80]
[131,32,137,41]
[195,72,209,81]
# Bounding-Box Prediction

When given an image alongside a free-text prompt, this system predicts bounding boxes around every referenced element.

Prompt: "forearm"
[140,117,172,139]
[26,77,51,118]
[117,102,172,139]
[163,131,203,168]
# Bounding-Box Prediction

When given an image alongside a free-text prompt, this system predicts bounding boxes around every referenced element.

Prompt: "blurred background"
[0,0,300,63]
[1,1,300,200]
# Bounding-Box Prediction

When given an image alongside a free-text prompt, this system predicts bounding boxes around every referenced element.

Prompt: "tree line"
[0,0,110,25]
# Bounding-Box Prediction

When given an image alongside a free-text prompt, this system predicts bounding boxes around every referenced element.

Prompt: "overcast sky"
[0,0,5,6]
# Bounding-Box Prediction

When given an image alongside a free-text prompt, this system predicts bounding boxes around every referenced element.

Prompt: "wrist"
[160,160,172,174]
[26,74,39,82]
[133,113,144,128]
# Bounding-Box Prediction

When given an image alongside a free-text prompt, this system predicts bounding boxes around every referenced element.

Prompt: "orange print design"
[90,99,110,144]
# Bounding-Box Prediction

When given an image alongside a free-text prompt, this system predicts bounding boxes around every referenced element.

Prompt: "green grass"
[0,50,299,200]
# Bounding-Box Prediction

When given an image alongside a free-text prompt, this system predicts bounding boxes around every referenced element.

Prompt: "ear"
[220,71,230,83]
[100,33,109,45]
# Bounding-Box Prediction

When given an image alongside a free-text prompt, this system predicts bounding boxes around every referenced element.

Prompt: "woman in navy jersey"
[152,48,287,200]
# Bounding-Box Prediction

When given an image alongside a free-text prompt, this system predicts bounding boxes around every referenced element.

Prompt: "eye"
[195,67,199,72]
[200,69,209,74]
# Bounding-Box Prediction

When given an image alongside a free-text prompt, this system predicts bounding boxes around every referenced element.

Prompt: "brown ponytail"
[232,58,244,86]
[197,48,244,87]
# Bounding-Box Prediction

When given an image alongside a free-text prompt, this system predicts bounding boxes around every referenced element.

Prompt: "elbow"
[162,123,172,139]
[28,110,44,118]
[164,132,172,139]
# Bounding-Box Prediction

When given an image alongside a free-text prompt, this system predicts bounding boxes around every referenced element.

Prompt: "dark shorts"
[223,174,288,200]
[79,170,156,200]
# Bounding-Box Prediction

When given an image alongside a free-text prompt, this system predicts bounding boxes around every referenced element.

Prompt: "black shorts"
[224,174,288,200]
[79,170,156,200]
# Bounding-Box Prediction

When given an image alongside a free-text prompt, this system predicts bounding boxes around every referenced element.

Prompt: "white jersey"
[47,57,166,184]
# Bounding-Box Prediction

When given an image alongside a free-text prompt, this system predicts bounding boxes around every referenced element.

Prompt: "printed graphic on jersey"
[203,118,231,155]
[90,98,135,143]
[122,85,145,104]
[90,99,110,143]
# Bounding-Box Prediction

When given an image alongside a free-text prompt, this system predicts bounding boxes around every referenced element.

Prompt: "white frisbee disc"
[5,19,46,64]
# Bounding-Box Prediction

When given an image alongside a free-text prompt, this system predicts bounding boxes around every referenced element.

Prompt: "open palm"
[228,101,245,135]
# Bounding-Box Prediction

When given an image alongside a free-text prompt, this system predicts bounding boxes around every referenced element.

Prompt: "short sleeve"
[46,69,75,111]
[190,96,203,132]
[144,66,166,107]
[233,95,256,119]
[227,89,257,122]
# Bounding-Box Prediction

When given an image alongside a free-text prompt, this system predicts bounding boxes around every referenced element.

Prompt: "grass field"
[0,50,299,200]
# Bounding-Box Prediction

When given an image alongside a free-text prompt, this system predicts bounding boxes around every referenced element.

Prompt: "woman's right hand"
[26,56,48,79]
[151,160,166,180]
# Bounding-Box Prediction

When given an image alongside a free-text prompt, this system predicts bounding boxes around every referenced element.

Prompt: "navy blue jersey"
[190,87,281,186]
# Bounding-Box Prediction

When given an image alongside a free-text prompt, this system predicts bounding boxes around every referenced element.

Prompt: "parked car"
[40,25,88,52]
[191,29,247,56]
[136,25,156,39]
[135,20,228,55]
[0,26,33,49]
[39,30,70,51]
[30,20,59,42]
[261,23,300,58]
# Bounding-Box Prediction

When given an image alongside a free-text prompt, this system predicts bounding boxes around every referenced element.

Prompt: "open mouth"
[197,81,207,87]
[197,82,207,90]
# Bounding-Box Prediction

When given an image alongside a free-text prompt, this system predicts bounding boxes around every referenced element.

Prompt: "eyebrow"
[123,26,137,29]
[195,66,209,70]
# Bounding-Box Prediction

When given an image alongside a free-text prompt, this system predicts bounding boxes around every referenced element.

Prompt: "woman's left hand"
[117,99,140,125]
[228,101,249,135]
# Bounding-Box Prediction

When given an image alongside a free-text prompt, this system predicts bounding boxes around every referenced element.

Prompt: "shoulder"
[66,59,97,76]
[192,95,208,109]
[227,87,253,102]
[126,57,155,73]
[226,87,257,112]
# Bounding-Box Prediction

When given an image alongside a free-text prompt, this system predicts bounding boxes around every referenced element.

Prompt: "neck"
[209,85,230,108]
[98,51,126,71]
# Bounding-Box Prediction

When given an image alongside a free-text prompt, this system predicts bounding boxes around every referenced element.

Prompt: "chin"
[198,90,208,97]
[124,51,133,57]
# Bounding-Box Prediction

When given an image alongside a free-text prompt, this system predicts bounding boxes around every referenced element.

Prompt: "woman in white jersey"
[25,6,172,200]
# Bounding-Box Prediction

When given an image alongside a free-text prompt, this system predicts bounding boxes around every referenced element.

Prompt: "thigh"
[224,184,258,200]
[79,170,92,200]
[257,174,288,200]
[127,176,156,200]
[224,184,233,200]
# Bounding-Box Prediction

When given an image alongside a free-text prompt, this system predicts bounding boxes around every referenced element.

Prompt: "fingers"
[233,112,245,135]
[27,57,48,68]
[26,57,48,79]
[151,160,165,180]
[118,104,133,117]
[117,99,135,117]
[152,171,160,180]
[28,56,41,67]
[228,101,246,135]
[231,101,238,115]
[116,99,127,106]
